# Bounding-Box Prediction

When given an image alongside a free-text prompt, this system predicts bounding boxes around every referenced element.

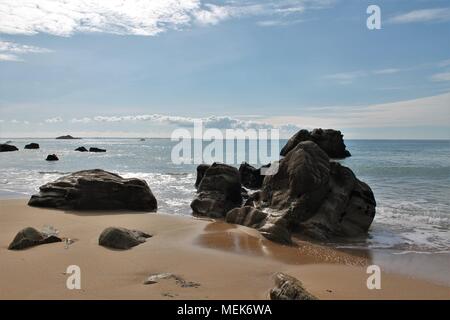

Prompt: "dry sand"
[0,199,449,300]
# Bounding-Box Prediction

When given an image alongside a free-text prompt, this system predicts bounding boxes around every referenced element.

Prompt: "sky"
[0,0,449,139]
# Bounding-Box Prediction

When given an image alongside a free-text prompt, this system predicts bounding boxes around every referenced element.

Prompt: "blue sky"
[0,0,449,138]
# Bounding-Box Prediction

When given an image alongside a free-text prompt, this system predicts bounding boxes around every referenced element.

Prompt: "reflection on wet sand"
[195,221,368,266]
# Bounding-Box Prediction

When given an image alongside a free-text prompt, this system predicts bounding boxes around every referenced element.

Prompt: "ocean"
[1,138,449,255]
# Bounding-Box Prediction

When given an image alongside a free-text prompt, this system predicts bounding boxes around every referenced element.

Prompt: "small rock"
[89,147,106,153]
[99,227,152,250]
[46,154,59,161]
[56,135,80,140]
[0,144,19,152]
[75,146,88,152]
[24,143,40,149]
[8,227,62,250]
[270,273,318,300]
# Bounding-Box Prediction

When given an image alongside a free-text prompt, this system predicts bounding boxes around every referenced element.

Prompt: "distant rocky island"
[55,135,81,140]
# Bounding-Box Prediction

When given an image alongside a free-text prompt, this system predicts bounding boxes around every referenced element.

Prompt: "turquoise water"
[1,138,449,253]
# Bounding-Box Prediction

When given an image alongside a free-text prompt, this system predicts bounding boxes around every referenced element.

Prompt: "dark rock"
[270,273,317,300]
[56,135,80,140]
[298,162,376,239]
[237,141,375,240]
[194,164,211,189]
[8,227,62,250]
[226,206,291,244]
[99,227,151,250]
[89,147,106,153]
[280,128,351,159]
[191,163,242,218]
[24,143,40,149]
[0,144,18,152]
[46,154,59,161]
[239,162,266,190]
[75,146,88,152]
[28,169,157,211]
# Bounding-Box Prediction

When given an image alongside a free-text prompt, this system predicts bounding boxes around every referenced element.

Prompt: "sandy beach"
[0,199,449,300]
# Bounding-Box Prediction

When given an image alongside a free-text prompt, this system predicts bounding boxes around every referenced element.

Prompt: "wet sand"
[0,199,449,300]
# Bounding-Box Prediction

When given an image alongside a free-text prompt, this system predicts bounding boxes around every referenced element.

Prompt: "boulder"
[8,227,61,250]
[226,206,292,244]
[298,162,376,239]
[233,141,376,240]
[75,146,88,152]
[239,162,266,190]
[191,163,242,218]
[280,128,351,159]
[0,144,18,152]
[46,154,59,161]
[24,143,39,149]
[56,135,80,140]
[89,147,106,153]
[194,164,211,189]
[28,169,157,211]
[270,273,317,300]
[99,227,151,250]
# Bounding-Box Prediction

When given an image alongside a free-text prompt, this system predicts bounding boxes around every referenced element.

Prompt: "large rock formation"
[89,147,106,153]
[28,169,157,212]
[8,227,61,250]
[75,146,88,152]
[24,143,39,149]
[0,144,18,152]
[270,273,317,300]
[190,163,242,218]
[280,128,351,159]
[226,141,376,241]
[99,227,151,250]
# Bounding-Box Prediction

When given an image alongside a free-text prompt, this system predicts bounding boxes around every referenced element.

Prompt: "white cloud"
[389,8,450,24]
[69,114,299,133]
[0,53,22,61]
[0,1,334,37]
[431,71,450,82]
[324,71,366,85]
[0,40,51,62]
[372,68,401,75]
[261,92,450,128]
[0,40,50,53]
[45,117,63,123]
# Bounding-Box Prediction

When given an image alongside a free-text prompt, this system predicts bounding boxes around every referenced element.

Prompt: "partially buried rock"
[99,227,151,250]
[190,163,242,218]
[0,144,18,152]
[24,143,39,149]
[270,273,317,300]
[28,169,157,211]
[75,146,88,152]
[46,154,59,161]
[8,227,62,250]
[89,147,106,153]
[280,128,351,159]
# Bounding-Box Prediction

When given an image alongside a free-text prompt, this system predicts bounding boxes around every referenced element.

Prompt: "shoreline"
[0,199,449,300]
